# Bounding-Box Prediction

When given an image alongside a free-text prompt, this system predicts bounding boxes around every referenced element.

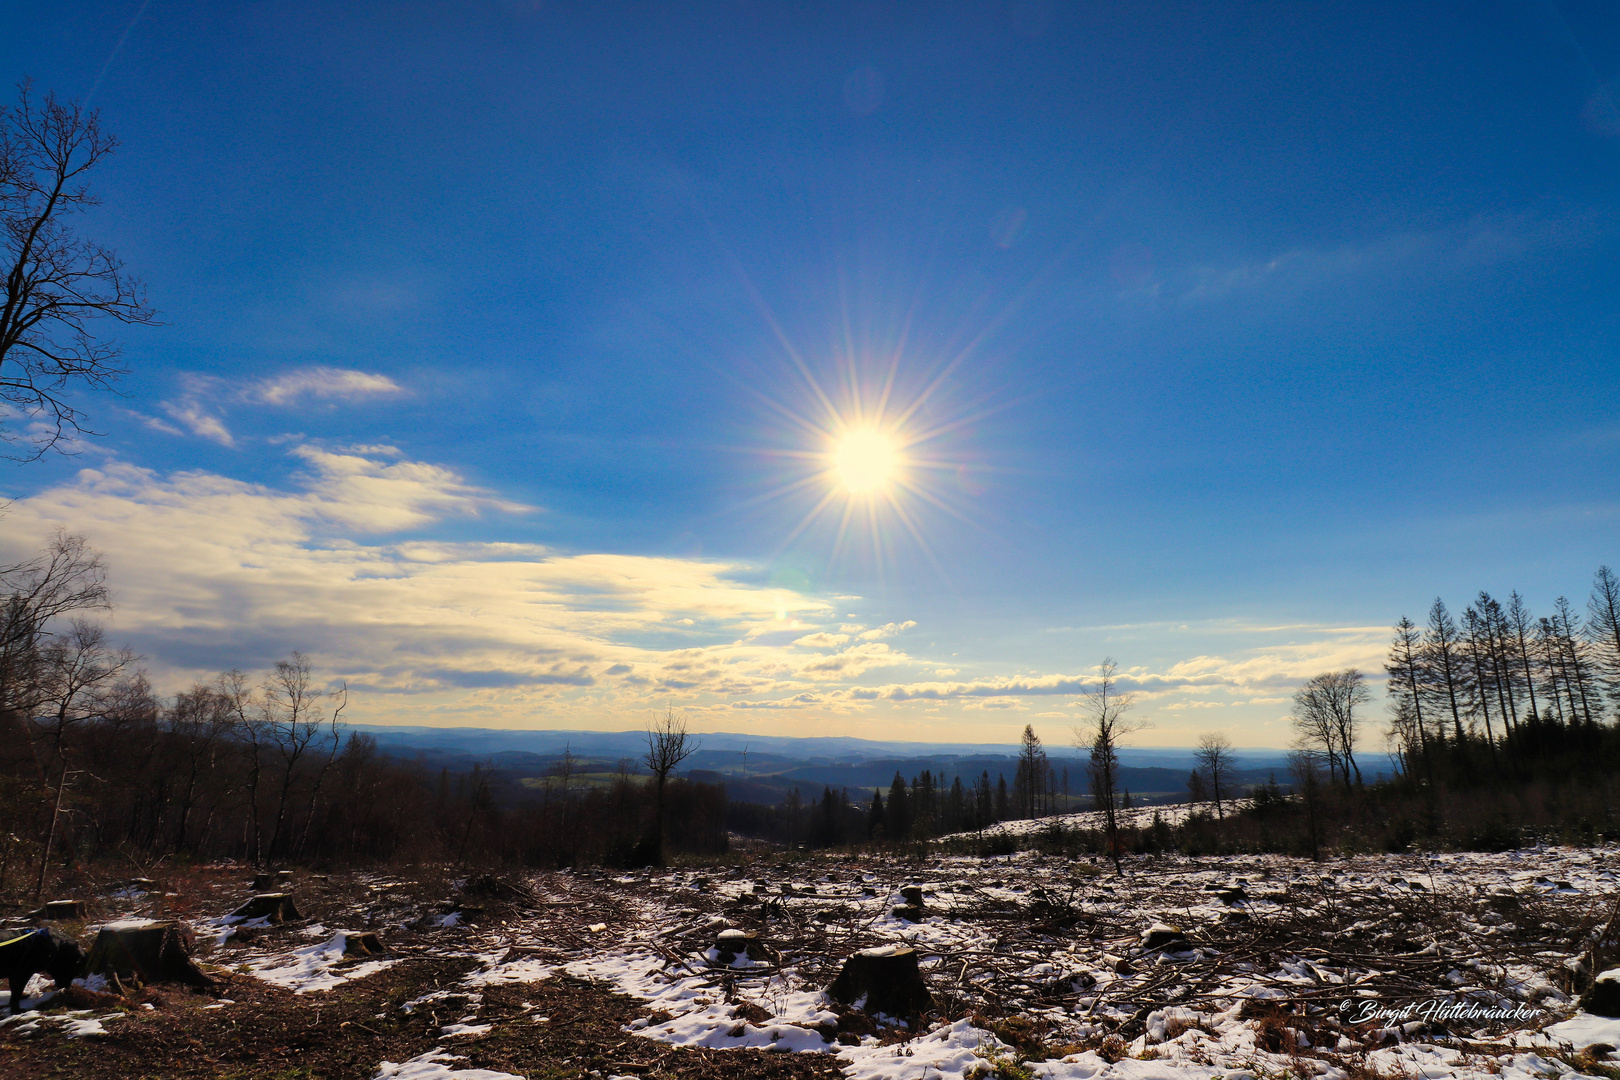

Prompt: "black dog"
[0,927,85,1013]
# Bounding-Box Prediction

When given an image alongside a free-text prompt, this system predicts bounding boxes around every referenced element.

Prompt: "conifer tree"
[1589,566,1620,717]
[868,788,886,839]
[886,771,909,841]
[1424,599,1469,742]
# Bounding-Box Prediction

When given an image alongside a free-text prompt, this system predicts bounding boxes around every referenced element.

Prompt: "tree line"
[0,533,726,896]
[1383,567,1620,784]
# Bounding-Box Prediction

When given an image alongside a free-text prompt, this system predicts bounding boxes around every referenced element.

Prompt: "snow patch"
[372,1051,522,1080]
[248,931,397,993]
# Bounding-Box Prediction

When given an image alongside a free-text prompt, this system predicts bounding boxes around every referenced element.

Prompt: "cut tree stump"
[1141,922,1190,951]
[899,886,925,906]
[1583,971,1620,1018]
[87,919,211,988]
[827,945,933,1018]
[713,929,769,965]
[31,900,85,921]
[249,870,295,891]
[230,893,302,923]
[341,931,386,957]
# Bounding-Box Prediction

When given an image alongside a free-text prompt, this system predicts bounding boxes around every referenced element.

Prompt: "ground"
[1,835,1618,1080]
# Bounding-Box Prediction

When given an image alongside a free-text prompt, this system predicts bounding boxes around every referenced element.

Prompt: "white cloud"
[160,399,235,446]
[793,632,850,648]
[858,620,917,640]
[797,641,908,680]
[0,448,841,724]
[247,367,404,406]
[153,368,405,446]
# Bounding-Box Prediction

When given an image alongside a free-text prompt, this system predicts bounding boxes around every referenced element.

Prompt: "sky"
[2,0,1618,747]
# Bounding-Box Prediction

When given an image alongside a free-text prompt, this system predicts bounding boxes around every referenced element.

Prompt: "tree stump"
[33,900,85,921]
[86,920,211,989]
[1583,971,1620,1018]
[251,873,277,892]
[230,893,302,923]
[890,904,926,922]
[1141,922,1190,950]
[899,886,925,906]
[341,931,386,957]
[827,945,933,1018]
[713,929,770,965]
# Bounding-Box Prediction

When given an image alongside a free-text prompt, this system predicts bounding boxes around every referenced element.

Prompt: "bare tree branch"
[1,80,157,457]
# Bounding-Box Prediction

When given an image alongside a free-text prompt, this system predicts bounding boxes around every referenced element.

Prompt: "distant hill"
[352,724,1345,806]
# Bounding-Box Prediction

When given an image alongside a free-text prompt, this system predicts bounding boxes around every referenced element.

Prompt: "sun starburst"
[733,339,996,581]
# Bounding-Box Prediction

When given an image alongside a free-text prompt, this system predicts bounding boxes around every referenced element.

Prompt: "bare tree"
[1553,596,1599,725]
[1195,730,1235,819]
[1,530,109,722]
[30,619,134,897]
[259,653,343,863]
[1291,670,1367,791]
[165,682,235,854]
[218,669,265,865]
[643,707,699,865]
[1072,658,1147,874]
[1,81,157,455]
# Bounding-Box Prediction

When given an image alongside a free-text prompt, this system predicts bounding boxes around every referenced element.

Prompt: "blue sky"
[2,0,1617,745]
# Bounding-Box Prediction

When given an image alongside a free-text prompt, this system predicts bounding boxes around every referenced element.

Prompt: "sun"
[831,428,900,495]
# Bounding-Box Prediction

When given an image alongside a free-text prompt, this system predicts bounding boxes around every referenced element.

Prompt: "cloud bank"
[0,445,1387,739]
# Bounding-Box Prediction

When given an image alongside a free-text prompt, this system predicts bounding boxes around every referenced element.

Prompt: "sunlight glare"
[832,429,899,495]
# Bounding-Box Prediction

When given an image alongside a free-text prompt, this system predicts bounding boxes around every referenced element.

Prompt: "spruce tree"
[1589,566,1620,717]
[886,771,909,840]
[1424,599,1469,742]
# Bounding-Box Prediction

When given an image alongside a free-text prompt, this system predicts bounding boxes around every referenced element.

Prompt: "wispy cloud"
[153,367,405,446]
[1172,211,1606,307]
[160,399,235,446]
[246,367,404,405]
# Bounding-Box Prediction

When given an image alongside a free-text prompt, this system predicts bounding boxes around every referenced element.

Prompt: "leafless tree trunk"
[219,669,265,866]
[1195,730,1234,819]
[30,619,132,898]
[644,708,699,866]
[1291,670,1366,792]
[294,683,346,860]
[1072,658,1147,874]
[260,653,339,862]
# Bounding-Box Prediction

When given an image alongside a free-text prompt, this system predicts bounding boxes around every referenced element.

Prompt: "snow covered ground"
[15,841,1615,1080]
[493,845,1619,1080]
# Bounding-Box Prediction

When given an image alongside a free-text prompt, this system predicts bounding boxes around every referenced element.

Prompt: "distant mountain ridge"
[352,724,1327,805]
[353,723,1295,770]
